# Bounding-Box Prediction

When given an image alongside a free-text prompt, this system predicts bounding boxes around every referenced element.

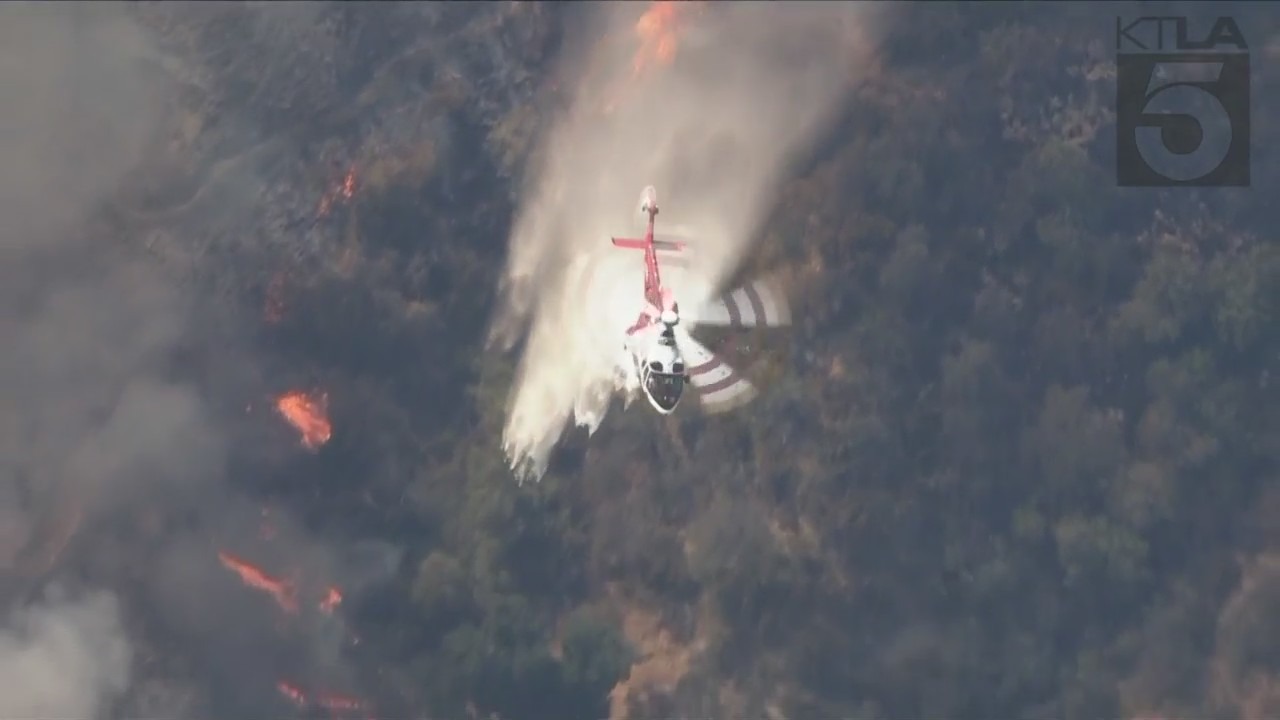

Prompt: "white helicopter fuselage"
[609,184,743,416]
[623,314,689,415]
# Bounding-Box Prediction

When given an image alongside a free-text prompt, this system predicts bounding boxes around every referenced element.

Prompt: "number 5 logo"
[1116,51,1249,187]
[1134,61,1233,182]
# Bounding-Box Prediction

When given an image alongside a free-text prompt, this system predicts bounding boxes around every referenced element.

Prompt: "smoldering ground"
[491,2,883,482]
[0,4,393,717]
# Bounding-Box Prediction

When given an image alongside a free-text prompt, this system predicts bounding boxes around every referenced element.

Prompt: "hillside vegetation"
[72,3,1280,719]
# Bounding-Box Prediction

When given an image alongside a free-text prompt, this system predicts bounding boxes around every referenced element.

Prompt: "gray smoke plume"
[0,3,376,716]
[0,586,133,720]
[0,5,178,716]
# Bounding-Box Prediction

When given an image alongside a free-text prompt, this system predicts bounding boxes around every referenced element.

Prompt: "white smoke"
[0,6,162,715]
[491,2,881,482]
[0,587,133,720]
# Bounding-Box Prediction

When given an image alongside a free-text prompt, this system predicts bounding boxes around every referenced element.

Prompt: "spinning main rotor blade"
[675,328,756,413]
[693,278,790,329]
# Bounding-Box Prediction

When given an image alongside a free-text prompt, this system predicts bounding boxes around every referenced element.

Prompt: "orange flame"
[277,679,369,717]
[600,1,694,116]
[275,391,332,450]
[632,1,685,77]
[278,681,307,708]
[317,165,358,218]
[218,551,298,614]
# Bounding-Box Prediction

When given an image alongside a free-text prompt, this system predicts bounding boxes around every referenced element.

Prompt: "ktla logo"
[1115,16,1250,187]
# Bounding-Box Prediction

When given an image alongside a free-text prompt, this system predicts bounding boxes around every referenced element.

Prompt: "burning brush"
[316,165,358,220]
[632,0,688,77]
[597,1,699,115]
[274,391,332,451]
[218,551,299,614]
[278,680,371,719]
[217,548,366,717]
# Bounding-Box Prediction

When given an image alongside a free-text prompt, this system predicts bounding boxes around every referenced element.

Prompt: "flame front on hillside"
[218,551,299,614]
[275,391,332,450]
[317,165,358,219]
[279,680,370,719]
[632,1,688,77]
[218,544,369,716]
[601,1,696,115]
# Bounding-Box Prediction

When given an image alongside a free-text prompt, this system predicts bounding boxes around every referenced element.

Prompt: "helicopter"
[611,186,790,414]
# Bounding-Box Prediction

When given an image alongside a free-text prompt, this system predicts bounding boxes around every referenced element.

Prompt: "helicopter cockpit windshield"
[642,337,686,412]
[644,367,684,411]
